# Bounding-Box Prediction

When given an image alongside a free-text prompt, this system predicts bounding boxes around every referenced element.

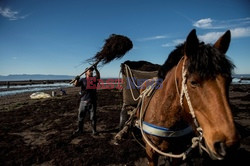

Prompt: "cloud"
[222,17,250,28]
[0,7,28,20]
[193,18,213,29]
[193,17,250,42]
[193,17,250,29]
[161,39,185,47]
[199,27,250,43]
[138,35,168,41]
[161,17,250,48]
[198,32,224,43]
[162,27,250,47]
[193,18,226,29]
[161,33,224,47]
[231,27,250,38]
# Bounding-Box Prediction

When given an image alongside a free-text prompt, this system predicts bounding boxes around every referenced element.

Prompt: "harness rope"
[174,57,184,96]
[138,85,202,159]
[179,58,209,154]
[129,57,210,159]
[124,64,158,101]
[124,64,143,101]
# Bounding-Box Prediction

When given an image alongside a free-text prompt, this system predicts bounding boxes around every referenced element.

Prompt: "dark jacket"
[76,77,99,103]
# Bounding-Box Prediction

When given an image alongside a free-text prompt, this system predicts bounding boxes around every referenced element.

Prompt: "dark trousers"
[78,101,97,131]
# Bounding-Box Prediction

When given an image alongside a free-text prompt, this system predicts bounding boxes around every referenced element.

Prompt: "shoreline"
[0,79,72,86]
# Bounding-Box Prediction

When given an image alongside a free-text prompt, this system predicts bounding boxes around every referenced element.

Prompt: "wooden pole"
[69,60,100,84]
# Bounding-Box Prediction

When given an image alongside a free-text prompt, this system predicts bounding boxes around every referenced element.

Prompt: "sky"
[0,0,249,78]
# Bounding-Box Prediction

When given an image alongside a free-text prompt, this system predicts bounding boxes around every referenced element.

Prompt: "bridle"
[139,56,210,160]
[175,56,210,155]
[175,56,201,130]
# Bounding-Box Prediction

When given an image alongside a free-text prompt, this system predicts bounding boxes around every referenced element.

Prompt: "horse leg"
[146,144,158,166]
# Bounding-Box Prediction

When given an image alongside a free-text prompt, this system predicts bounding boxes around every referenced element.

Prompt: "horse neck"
[144,66,183,128]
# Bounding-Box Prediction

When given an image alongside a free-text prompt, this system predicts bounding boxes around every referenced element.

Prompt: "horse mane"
[158,42,235,80]
[158,44,185,79]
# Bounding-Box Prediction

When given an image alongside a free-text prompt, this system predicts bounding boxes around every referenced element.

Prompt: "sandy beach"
[0,84,250,165]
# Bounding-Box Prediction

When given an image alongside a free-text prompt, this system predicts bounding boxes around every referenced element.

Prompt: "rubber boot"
[73,120,84,135]
[91,120,97,135]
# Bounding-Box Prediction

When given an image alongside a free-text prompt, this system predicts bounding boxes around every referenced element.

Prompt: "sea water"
[232,74,250,84]
[0,83,72,97]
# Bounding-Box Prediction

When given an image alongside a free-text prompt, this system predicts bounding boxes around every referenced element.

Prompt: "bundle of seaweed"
[87,34,133,65]
[70,34,133,83]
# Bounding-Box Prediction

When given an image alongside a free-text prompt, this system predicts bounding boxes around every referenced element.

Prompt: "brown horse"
[137,29,239,165]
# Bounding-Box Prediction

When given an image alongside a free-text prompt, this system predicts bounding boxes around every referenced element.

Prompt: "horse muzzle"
[206,139,240,160]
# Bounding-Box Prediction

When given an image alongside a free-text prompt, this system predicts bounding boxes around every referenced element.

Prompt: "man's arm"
[74,75,80,87]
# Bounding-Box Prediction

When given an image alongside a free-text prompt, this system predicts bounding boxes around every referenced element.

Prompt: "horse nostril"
[214,142,227,157]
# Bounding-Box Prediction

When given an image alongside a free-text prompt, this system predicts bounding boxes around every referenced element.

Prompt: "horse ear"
[185,29,199,57]
[213,30,231,54]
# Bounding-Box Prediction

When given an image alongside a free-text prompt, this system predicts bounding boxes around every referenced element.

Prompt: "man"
[73,65,100,135]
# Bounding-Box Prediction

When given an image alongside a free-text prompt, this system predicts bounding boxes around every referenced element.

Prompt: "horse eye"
[190,80,199,87]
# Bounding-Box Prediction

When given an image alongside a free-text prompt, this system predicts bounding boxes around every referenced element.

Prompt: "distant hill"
[0,74,74,81]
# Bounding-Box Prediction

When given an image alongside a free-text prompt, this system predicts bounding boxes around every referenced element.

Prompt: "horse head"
[181,29,240,160]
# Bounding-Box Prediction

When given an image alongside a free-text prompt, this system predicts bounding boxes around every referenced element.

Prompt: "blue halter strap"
[142,121,193,138]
